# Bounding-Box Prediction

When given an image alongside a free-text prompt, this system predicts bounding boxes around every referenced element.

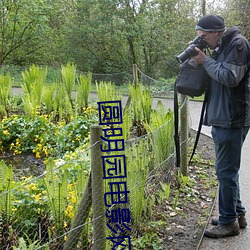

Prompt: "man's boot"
[211,214,247,229]
[204,222,240,238]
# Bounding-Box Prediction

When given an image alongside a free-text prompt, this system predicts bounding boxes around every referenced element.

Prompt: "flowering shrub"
[0,106,98,158]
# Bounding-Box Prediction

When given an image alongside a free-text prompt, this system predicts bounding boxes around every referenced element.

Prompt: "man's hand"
[192,47,207,64]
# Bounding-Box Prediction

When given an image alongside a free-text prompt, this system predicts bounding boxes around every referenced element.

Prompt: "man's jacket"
[203,26,250,128]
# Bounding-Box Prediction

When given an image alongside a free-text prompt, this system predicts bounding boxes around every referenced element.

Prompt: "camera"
[176,36,208,63]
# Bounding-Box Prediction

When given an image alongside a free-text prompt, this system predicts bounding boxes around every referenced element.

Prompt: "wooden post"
[63,175,92,250]
[124,64,138,110]
[133,64,138,86]
[180,94,188,176]
[91,125,106,250]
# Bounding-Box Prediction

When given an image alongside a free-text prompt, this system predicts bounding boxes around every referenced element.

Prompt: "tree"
[0,0,48,65]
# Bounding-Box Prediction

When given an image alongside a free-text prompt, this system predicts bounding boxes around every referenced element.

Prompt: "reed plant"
[126,138,153,225]
[21,65,47,118]
[129,83,152,127]
[52,82,73,122]
[145,100,174,164]
[43,159,69,241]
[76,72,92,112]
[0,73,12,117]
[43,84,55,114]
[96,81,121,102]
[0,161,14,223]
[60,63,76,103]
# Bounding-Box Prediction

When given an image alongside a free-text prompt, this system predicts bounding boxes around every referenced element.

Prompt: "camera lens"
[176,45,198,63]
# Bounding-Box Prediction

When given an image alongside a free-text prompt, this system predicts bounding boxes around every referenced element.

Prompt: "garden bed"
[130,130,217,249]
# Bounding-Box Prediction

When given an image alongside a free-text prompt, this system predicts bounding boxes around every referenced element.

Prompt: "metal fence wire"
[0,66,189,249]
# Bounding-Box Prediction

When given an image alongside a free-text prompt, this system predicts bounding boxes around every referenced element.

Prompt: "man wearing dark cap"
[192,15,250,238]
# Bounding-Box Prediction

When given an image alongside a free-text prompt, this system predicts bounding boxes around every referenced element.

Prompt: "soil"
[0,152,45,180]
[160,130,217,250]
[0,130,217,250]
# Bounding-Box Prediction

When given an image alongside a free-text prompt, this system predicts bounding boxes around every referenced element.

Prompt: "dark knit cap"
[195,15,225,32]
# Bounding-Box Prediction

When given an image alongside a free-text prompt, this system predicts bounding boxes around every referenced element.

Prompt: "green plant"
[145,100,174,164]
[21,65,47,118]
[126,138,153,225]
[0,73,12,117]
[76,72,92,111]
[12,176,49,241]
[0,161,15,222]
[96,81,121,102]
[43,84,56,114]
[131,232,163,249]
[129,83,153,126]
[60,63,76,102]
[159,182,171,202]
[13,236,42,250]
[172,190,180,210]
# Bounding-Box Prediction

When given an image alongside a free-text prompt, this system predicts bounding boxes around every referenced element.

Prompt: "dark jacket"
[203,26,250,128]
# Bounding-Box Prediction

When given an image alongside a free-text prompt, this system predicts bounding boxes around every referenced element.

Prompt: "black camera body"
[176,36,208,63]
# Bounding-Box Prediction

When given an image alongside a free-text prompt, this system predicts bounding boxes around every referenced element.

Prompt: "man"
[192,15,250,238]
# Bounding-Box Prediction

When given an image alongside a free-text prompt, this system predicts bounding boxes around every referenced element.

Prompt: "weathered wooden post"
[133,63,138,85]
[91,124,106,250]
[180,94,189,176]
[63,175,92,250]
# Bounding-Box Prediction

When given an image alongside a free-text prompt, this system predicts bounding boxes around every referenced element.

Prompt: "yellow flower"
[26,183,37,191]
[65,205,74,218]
[32,193,42,201]
[71,195,76,204]
[36,152,41,159]
[3,130,9,135]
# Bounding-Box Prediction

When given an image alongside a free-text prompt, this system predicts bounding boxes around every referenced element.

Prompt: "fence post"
[91,124,106,250]
[180,94,188,176]
[125,64,138,110]
[63,174,92,250]
[133,64,138,85]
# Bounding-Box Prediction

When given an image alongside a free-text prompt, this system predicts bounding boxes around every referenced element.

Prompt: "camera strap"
[174,85,208,168]
[189,91,208,164]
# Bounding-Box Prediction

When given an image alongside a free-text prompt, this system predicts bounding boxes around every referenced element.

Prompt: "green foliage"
[126,138,153,225]
[61,63,76,101]
[13,235,44,250]
[76,72,92,110]
[129,83,153,126]
[43,159,68,231]
[159,182,171,202]
[0,73,12,116]
[0,108,98,158]
[12,176,48,240]
[145,100,174,163]
[0,161,14,222]
[21,65,47,118]
[43,85,56,113]
[96,81,121,102]
[131,232,163,250]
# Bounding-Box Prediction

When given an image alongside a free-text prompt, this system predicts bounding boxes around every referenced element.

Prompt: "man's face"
[196,30,222,49]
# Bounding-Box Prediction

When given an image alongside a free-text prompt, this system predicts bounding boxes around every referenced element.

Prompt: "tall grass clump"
[0,73,12,117]
[61,63,76,103]
[129,83,153,135]
[96,81,121,102]
[126,138,153,225]
[145,100,174,164]
[76,72,92,112]
[21,65,47,118]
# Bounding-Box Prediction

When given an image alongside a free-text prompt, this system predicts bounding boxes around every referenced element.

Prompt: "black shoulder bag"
[175,58,208,97]
[174,58,210,168]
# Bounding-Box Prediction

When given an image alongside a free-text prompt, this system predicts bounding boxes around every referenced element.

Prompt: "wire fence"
[0,65,189,249]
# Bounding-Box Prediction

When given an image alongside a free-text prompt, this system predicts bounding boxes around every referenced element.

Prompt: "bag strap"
[174,80,208,167]
[174,80,180,168]
[188,91,208,164]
